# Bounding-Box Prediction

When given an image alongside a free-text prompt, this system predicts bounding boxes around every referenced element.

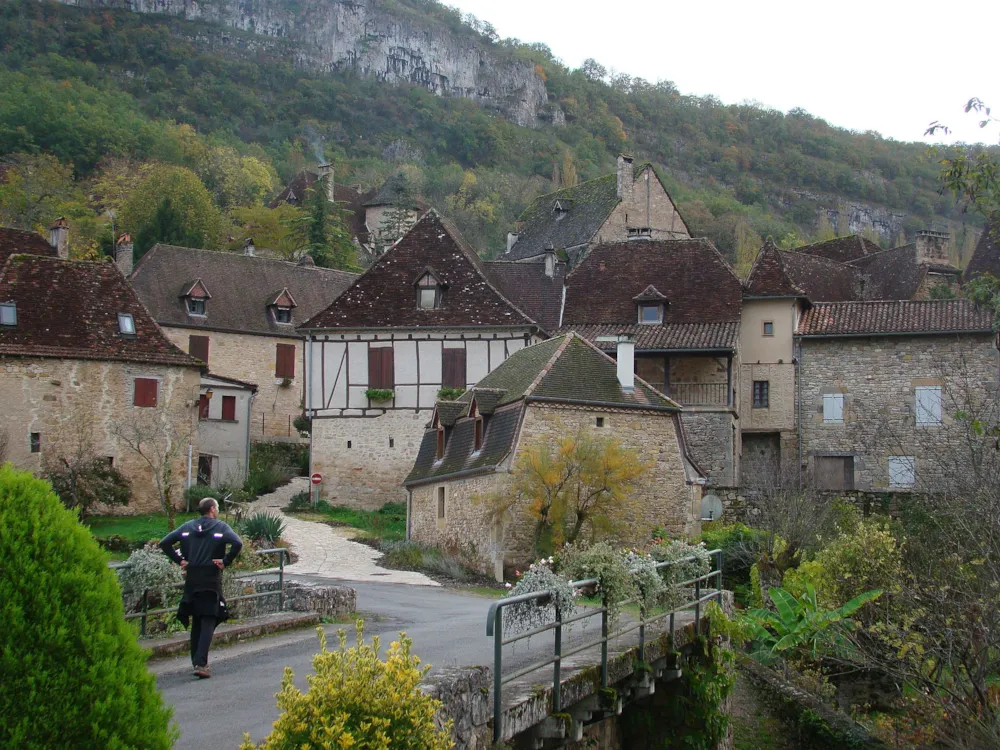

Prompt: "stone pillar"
[115,233,134,276]
[49,217,69,259]
[318,163,335,202]
[617,154,634,202]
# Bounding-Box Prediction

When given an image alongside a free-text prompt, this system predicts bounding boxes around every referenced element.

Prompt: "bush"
[240,622,453,750]
[292,414,311,436]
[651,539,712,610]
[237,511,286,544]
[381,540,427,569]
[117,543,184,612]
[0,465,175,748]
[184,484,219,511]
[244,442,309,498]
[45,458,131,519]
[284,490,312,511]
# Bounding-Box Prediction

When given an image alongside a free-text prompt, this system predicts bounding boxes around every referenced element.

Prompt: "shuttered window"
[888,457,916,488]
[814,456,854,490]
[915,386,942,425]
[221,395,236,421]
[823,394,844,423]
[442,348,467,389]
[368,347,395,389]
[133,378,158,408]
[198,394,210,420]
[275,343,296,379]
[189,335,210,365]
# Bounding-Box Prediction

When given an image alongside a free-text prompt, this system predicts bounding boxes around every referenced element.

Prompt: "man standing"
[159,497,243,678]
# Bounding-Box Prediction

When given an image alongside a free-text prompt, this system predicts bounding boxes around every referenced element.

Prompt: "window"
[762,320,774,336]
[435,426,445,460]
[189,335,210,365]
[389,438,394,448]
[474,417,484,452]
[187,298,206,316]
[823,394,844,423]
[117,313,135,335]
[442,348,467,389]
[275,343,296,379]
[815,456,855,490]
[752,380,770,409]
[0,302,16,326]
[915,386,942,425]
[221,395,236,421]
[30,433,40,453]
[368,347,394,389]
[274,308,292,324]
[888,457,916,488]
[596,417,605,428]
[416,273,442,310]
[418,288,438,309]
[198,394,210,420]
[133,377,158,407]
[437,487,446,519]
[638,304,662,324]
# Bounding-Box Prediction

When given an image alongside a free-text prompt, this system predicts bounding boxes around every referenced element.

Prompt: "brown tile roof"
[964,220,1000,283]
[561,239,741,350]
[796,300,993,337]
[744,239,805,298]
[267,170,372,245]
[0,255,200,367]
[130,245,357,337]
[483,260,566,332]
[779,251,860,301]
[0,227,57,266]
[302,211,539,331]
[847,245,933,300]
[792,235,881,264]
[562,322,740,351]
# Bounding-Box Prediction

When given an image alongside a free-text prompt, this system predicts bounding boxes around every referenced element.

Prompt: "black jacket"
[159,516,243,568]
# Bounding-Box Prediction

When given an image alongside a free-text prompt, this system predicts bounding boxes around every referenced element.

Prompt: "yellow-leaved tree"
[241,621,453,750]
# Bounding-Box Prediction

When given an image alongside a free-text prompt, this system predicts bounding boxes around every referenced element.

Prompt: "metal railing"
[108,548,290,637]
[668,382,729,406]
[485,549,723,743]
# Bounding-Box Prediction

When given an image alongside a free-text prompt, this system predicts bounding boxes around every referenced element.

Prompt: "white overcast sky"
[445,0,998,146]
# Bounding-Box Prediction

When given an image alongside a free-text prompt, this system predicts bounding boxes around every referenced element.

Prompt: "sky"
[444,0,998,146]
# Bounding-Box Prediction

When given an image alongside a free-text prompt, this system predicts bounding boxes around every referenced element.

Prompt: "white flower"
[504,582,512,589]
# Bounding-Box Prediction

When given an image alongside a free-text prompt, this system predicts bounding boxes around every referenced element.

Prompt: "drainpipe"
[406,488,413,541]
[245,392,256,484]
[186,444,193,489]
[796,339,804,489]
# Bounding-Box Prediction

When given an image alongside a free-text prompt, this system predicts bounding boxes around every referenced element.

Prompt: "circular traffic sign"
[310,472,323,485]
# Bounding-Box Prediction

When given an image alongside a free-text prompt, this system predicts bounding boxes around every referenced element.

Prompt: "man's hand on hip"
[213,559,224,570]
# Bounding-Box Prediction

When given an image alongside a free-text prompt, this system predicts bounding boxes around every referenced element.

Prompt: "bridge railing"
[108,548,290,636]
[485,549,723,742]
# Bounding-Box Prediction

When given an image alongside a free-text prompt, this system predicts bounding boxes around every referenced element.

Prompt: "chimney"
[297,254,315,267]
[597,334,635,392]
[49,217,69,259]
[115,233,133,276]
[543,244,556,278]
[317,163,335,203]
[915,229,950,265]
[616,154,634,202]
[506,232,519,254]
[243,237,256,257]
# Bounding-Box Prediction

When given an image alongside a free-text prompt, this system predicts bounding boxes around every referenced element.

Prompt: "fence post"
[278,552,286,611]
[638,603,646,666]
[140,589,148,637]
[695,577,702,633]
[553,601,562,713]
[493,609,503,743]
[600,591,609,689]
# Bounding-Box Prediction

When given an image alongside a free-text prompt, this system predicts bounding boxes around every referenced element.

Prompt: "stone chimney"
[506,232,519,254]
[317,163,335,203]
[543,244,556,278]
[616,337,635,392]
[297,254,315,267]
[243,237,256,257]
[915,230,950,265]
[616,154,634,202]
[49,217,69,259]
[115,233,133,276]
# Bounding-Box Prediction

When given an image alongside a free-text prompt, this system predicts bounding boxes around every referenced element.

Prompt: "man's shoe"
[194,665,211,679]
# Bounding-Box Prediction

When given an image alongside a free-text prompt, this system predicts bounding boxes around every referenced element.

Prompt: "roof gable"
[483,260,566,333]
[180,278,211,299]
[778,250,860,302]
[301,211,538,330]
[266,288,297,308]
[792,235,880,264]
[744,239,804,298]
[0,227,57,266]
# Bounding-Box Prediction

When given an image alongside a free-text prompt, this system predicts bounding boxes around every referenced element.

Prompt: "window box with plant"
[437,387,464,401]
[365,388,394,403]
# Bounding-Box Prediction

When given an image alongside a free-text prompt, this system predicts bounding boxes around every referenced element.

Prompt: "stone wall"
[597,165,691,243]
[739,363,795,432]
[230,578,357,619]
[681,409,737,486]
[312,408,431,509]
[0,357,200,512]
[799,333,997,492]
[162,326,304,440]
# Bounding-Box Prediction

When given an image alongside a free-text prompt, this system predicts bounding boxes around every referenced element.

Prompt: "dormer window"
[638,304,662,324]
[633,285,667,325]
[275,308,292,324]
[474,416,484,452]
[0,302,16,326]
[415,269,445,310]
[267,288,298,326]
[435,425,446,460]
[181,278,211,318]
[117,313,135,335]
[188,298,206,316]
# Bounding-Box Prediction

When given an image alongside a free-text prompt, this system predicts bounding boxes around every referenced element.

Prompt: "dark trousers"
[190,616,217,667]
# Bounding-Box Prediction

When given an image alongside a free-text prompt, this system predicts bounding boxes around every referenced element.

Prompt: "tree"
[927,98,1000,217]
[228,203,306,260]
[46,457,131,520]
[201,146,276,209]
[134,197,204,257]
[286,177,356,269]
[0,465,175,748]
[0,153,77,230]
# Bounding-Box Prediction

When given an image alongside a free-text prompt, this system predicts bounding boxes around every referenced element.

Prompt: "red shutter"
[382,348,394,389]
[368,348,394,389]
[189,335,210,365]
[198,394,210,420]
[221,395,236,421]
[275,343,296,379]
[134,378,158,407]
[442,349,466,389]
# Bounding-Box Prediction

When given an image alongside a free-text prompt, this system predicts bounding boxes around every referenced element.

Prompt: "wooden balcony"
[667,381,729,407]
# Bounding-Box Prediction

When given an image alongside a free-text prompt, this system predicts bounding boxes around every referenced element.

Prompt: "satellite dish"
[701,494,723,522]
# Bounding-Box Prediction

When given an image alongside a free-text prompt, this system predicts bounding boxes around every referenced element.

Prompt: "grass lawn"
[291,502,406,543]
[85,512,200,544]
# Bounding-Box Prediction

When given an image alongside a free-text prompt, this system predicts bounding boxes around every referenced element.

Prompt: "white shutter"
[823,394,844,423]
[915,386,942,425]
[888,457,915,488]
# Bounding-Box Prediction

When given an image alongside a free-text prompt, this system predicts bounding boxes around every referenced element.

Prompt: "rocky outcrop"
[51,0,549,126]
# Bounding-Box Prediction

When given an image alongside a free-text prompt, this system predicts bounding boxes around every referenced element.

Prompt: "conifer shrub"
[241,621,453,750]
[0,465,175,749]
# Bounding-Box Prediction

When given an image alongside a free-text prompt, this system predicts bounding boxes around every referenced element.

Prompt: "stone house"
[129,243,356,440]
[403,333,705,580]
[560,238,744,485]
[196,373,257,488]
[504,155,691,266]
[0,250,202,513]
[301,211,550,509]
[795,299,996,493]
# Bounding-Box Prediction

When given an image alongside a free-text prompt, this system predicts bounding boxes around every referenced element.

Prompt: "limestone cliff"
[52,0,549,126]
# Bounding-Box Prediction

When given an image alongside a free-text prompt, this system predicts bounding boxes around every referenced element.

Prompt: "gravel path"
[249,477,438,586]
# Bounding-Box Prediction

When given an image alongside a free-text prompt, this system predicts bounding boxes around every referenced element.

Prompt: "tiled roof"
[0,227,56,266]
[436,400,469,427]
[130,244,356,337]
[778,251,859,301]
[792,235,881,264]
[483,260,566,332]
[964,220,1000,283]
[564,322,740,351]
[796,300,993,336]
[204,372,258,392]
[744,239,805,298]
[0,255,200,367]
[363,173,428,210]
[633,284,668,302]
[846,245,928,300]
[301,211,539,331]
[267,170,372,244]
[561,240,742,350]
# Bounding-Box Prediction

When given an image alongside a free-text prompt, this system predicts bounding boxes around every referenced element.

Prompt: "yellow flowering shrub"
[241,621,453,750]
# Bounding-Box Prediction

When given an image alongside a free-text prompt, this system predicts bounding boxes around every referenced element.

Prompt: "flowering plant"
[501,557,577,634]
[651,539,712,610]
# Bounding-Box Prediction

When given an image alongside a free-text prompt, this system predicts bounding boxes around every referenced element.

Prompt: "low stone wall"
[714,486,920,525]
[226,577,356,620]
[422,666,493,750]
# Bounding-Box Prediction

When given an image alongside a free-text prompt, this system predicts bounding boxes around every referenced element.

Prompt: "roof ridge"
[846,244,914,265]
[522,334,573,399]
[781,249,855,267]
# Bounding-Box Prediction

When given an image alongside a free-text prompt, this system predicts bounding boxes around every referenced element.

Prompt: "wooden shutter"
[368,347,394,389]
[442,348,467,389]
[198,394,210,420]
[134,378,158,408]
[275,343,296,379]
[221,395,236,421]
[188,335,210,365]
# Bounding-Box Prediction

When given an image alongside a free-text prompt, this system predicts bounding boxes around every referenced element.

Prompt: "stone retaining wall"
[226,578,356,619]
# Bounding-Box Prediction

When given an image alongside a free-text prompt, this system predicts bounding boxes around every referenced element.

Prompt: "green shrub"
[45,457,131,519]
[699,521,762,587]
[237,511,286,544]
[184,484,219,510]
[244,442,309,498]
[284,490,312,511]
[381,540,427,569]
[292,414,311,436]
[0,465,175,749]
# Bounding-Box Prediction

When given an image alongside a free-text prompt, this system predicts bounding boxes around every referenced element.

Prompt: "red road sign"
[310,472,323,485]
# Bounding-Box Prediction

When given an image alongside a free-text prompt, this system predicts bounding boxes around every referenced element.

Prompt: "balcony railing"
[668,381,729,406]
